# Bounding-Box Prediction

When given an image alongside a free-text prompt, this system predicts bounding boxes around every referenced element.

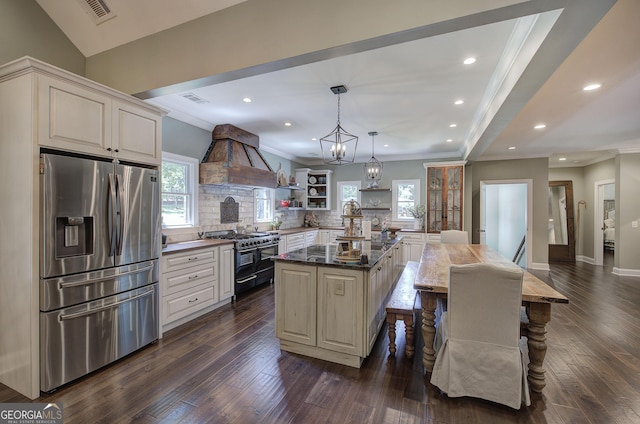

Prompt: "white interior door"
[480,180,532,268]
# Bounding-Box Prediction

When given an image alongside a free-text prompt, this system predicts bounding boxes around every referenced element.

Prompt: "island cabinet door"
[275,263,317,346]
[317,268,364,356]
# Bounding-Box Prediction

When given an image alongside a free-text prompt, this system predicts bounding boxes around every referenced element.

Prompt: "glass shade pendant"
[320,85,358,165]
[364,131,383,188]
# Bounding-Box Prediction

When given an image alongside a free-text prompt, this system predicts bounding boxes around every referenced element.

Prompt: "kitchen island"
[272,237,403,367]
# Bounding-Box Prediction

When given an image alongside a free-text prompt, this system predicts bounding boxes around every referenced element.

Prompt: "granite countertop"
[162,238,234,255]
[272,236,402,270]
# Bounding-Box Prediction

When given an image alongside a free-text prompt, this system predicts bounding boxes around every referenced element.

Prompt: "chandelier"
[364,131,383,188]
[320,85,358,165]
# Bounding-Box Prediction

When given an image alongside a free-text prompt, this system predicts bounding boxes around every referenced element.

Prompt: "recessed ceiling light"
[508,146,516,150]
[311,137,317,141]
[583,83,601,91]
[383,144,389,148]
[243,97,252,103]
[463,57,476,65]
[449,123,457,128]
[534,124,546,130]
[454,99,464,105]
[446,139,453,143]
[559,157,567,161]
[284,122,292,127]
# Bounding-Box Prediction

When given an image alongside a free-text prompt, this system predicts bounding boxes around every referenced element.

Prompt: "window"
[392,179,421,221]
[254,188,275,222]
[161,152,199,228]
[337,181,361,213]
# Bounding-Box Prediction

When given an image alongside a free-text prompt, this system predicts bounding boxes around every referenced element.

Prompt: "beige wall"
[0,0,84,75]
[615,153,640,272]
[469,158,549,267]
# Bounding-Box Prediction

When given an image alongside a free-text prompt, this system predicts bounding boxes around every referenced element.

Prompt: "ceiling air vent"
[181,93,210,104]
[78,0,116,25]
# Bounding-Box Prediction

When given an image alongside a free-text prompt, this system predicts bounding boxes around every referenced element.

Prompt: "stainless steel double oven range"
[205,231,280,297]
[39,152,160,393]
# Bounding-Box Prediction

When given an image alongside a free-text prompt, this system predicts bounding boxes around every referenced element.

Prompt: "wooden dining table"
[413,242,569,393]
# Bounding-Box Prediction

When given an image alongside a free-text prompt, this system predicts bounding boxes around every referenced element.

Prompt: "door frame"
[480,179,532,268]
[594,179,615,266]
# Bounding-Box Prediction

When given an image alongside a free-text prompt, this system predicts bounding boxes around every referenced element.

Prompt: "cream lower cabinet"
[276,252,397,368]
[161,247,218,331]
[305,229,318,246]
[219,244,234,301]
[401,232,426,263]
[275,263,317,346]
[161,244,234,331]
[317,267,364,357]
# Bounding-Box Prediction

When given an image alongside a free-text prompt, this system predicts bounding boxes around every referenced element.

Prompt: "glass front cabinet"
[425,163,464,233]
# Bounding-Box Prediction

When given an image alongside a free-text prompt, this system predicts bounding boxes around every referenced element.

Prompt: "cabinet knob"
[106,147,112,152]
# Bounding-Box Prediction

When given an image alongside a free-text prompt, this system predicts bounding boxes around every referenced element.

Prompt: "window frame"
[337,181,361,213]
[161,152,199,229]
[392,179,421,222]
[254,187,275,223]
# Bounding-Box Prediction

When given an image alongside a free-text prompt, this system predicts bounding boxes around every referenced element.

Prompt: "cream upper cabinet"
[38,74,162,165]
[111,100,162,164]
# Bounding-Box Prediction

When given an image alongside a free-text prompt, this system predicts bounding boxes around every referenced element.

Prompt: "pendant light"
[320,85,358,165]
[364,131,383,188]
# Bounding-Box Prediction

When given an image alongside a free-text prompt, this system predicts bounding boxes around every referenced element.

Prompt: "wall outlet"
[632,220,638,228]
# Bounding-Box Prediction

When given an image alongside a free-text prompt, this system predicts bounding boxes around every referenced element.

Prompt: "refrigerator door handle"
[116,173,125,256]
[58,262,155,289]
[108,173,117,257]
[58,286,155,321]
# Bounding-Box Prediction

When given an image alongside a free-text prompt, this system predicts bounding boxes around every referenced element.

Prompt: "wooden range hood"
[200,124,276,188]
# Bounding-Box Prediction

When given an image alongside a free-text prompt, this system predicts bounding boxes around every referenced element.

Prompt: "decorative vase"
[413,219,422,230]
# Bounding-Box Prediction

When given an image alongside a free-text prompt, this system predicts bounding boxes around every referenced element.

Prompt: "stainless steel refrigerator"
[39,152,160,392]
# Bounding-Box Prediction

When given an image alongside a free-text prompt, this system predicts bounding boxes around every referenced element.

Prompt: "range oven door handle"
[58,286,155,321]
[257,244,278,251]
[58,263,155,289]
[236,275,257,285]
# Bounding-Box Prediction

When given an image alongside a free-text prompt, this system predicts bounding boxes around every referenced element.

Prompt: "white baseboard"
[612,267,640,277]
[529,262,550,271]
[577,255,595,264]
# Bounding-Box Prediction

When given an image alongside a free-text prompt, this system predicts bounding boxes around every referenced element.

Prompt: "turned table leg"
[420,291,438,373]
[404,314,415,358]
[387,314,397,356]
[527,302,551,393]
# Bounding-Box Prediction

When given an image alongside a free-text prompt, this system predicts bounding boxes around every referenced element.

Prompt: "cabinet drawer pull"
[188,297,199,303]
[188,274,198,280]
[188,256,199,261]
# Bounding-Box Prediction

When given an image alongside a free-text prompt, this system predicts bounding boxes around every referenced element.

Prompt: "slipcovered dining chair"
[430,263,531,409]
[440,230,469,244]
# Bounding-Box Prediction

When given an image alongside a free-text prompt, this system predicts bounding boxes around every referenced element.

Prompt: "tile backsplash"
[163,185,414,244]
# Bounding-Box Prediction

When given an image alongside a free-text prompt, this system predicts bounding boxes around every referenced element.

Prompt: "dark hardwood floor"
[2,253,639,423]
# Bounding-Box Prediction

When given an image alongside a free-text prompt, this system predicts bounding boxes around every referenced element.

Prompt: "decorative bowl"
[279,200,290,208]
